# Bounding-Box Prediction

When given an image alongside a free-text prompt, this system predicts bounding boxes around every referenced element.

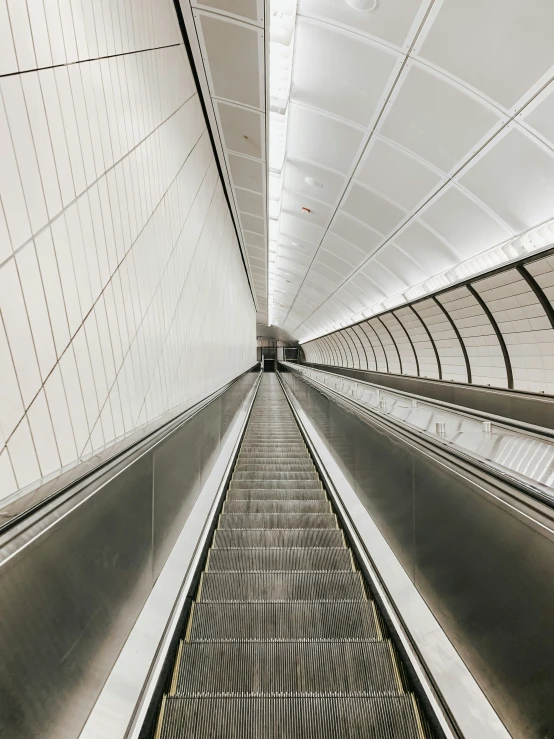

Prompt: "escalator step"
[233,462,315,472]
[172,641,402,695]
[218,513,336,529]
[206,548,352,572]
[158,695,423,738]
[212,529,345,549]
[232,471,319,481]
[223,500,330,514]
[228,480,322,490]
[199,572,366,602]
[225,489,327,501]
[188,602,380,640]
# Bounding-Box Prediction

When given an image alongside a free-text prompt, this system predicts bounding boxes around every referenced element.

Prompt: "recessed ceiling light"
[305,177,323,188]
[345,0,377,10]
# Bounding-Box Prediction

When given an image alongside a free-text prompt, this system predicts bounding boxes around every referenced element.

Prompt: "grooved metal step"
[218,513,337,529]
[188,602,380,641]
[206,548,353,572]
[233,462,315,472]
[158,696,424,738]
[228,480,322,490]
[199,572,367,602]
[232,471,319,481]
[225,489,328,501]
[172,641,403,695]
[223,500,331,514]
[211,529,345,549]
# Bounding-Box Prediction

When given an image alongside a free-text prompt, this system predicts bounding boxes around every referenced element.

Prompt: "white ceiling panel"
[416,0,554,110]
[318,249,355,277]
[287,104,365,174]
[241,212,265,235]
[459,128,554,232]
[350,272,386,302]
[186,2,267,322]
[292,19,399,128]
[298,0,426,49]
[420,186,513,257]
[342,184,406,235]
[393,220,459,270]
[196,13,264,109]
[244,231,264,248]
[281,191,333,229]
[520,85,554,147]
[379,64,502,173]
[320,233,366,269]
[264,1,554,340]
[283,159,346,206]
[216,101,264,159]
[375,244,427,285]
[330,213,383,256]
[235,188,264,217]
[357,138,443,210]
[362,261,406,295]
[228,153,265,193]
[193,0,263,24]
[279,212,325,247]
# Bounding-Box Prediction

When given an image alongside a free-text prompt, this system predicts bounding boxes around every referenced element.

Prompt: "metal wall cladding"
[0,373,257,739]
[302,363,554,431]
[282,371,554,739]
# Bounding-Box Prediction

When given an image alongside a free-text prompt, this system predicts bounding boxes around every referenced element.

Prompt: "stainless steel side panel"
[282,371,554,739]
[0,372,258,739]
[303,362,554,431]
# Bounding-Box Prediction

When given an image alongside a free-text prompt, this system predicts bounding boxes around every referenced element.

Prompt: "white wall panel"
[368,317,401,374]
[401,299,467,383]
[436,287,508,388]
[351,324,377,371]
[0,0,255,502]
[379,312,418,376]
[474,269,554,394]
[393,306,440,380]
[345,327,366,370]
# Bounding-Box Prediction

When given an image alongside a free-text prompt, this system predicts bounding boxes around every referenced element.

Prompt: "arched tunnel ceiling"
[271,0,554,342]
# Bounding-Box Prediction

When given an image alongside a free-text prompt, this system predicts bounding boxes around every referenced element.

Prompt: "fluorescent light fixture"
[268,0,298,327]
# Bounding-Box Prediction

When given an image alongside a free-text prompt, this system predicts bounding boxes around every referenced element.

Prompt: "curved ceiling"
[270,0,554,341]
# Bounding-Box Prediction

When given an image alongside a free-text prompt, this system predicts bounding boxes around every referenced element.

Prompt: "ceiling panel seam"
[173,0,259,311]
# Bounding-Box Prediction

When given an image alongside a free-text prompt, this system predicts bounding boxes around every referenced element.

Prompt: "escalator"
[154,374,432,738]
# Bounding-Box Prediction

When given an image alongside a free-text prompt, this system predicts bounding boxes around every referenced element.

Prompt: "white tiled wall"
[0,0,256,501]
[476,267,554,394]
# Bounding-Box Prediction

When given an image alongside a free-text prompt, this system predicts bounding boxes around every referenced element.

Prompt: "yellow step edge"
[169,640,184,696]
[153,694,167,739]
[185,602,195,642]
[388,640,405,694]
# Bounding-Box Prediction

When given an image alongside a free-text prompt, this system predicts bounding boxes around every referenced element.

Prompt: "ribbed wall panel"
[393,306,440,379]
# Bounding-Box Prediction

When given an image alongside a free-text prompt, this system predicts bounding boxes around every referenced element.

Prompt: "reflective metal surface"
[0,371,258,739]
[281,373,508,739]
[303,362,554,431]
[281,368,554,739]
[286,363,554,498]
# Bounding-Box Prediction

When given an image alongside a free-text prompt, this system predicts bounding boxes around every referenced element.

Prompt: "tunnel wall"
[0,0,256,503]
[301,250,554,396]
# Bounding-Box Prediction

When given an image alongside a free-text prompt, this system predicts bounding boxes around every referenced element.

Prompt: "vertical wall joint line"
[392,311,420,376]
[432,296,472,384]
[466,284,513,389]
[517,264,554,331]
[377,316,403,374]
[355,322,377,371]
[350,324,370,370]
[409,304,442,380]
